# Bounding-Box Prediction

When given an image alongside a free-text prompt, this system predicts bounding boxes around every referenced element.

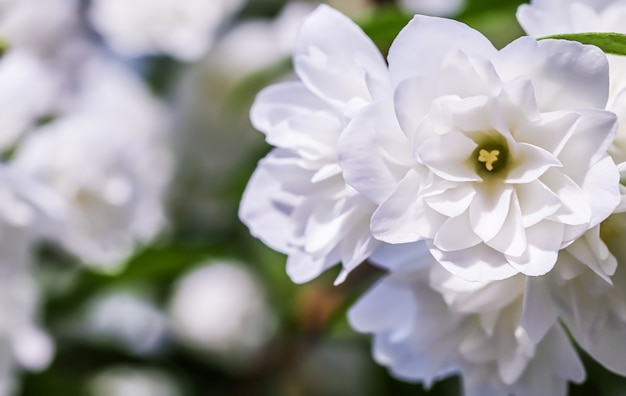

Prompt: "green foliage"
[539,32,626,56]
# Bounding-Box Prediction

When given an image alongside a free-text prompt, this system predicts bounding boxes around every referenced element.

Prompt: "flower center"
[478,149,499,171]
[469,133,509,178]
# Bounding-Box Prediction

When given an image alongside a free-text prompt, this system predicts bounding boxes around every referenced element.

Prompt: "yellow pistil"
[478,149,500,171]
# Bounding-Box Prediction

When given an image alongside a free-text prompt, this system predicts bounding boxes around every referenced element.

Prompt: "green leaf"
[539,32,626,56]
[357,6,413,54]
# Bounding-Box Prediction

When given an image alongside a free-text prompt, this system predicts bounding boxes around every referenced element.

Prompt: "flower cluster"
[240,2,626,394]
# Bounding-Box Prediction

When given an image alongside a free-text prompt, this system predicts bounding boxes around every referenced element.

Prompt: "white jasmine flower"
[0,0,79,55]
[517,0,626,163]
[168,261,275,363]
[209,2,314,80]
[0,51,60,152]
[239,5,403,283]
[89,0,245,61]
[349,243,584,396]
[341,16,620,281]
[13,57,172,270]
[0,167,62,396]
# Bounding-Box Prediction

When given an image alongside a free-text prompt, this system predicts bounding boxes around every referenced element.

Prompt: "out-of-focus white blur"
[89,0,246,61]
[76,290,169,355]
[168,261,277,364]
[88,366,183,396]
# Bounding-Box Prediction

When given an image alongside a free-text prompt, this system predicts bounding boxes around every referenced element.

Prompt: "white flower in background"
[78,291,169,355]
[210,2,314,80]
[517,0,626,163]
[341,16,620,281]
[400,0,465,16]
[240,5,409,284]
[13,57,172,270]
[89,0,246,61]
[517,0,626,37]
[0,51,60,152]
[0,0,79,54]
[89,367,182,396]
[0,167,63,396]
[168,261,275,363]
[349,243,584,396]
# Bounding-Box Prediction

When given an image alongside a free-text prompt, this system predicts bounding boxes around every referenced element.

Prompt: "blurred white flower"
[239,5,401,284]
[517,0,626,37]
[79,291,169,355]
[89,0,246,61]
[349,243,585,396]
[0,51,60,152]
[210,2,314,80]
[13,57,172,270]
[89,367,182,396]
[168,261,275,362]
[0,0,79,55]
[341,15,620,281]
[517,0,626,163]
[0,167,62,396]
[400,0,465,16]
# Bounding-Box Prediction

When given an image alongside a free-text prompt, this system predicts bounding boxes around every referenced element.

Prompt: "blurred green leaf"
[357,7,412,54]
[540,32,626,56]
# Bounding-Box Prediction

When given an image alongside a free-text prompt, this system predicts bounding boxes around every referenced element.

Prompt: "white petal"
[485,192,527,257]
[371,170,446,243]
[557,109,617,180]
[250,81,329,145]
[521,277,559,343]
[505,143,561,183]
[426,184,476,217]
[515,180,560,227]
[286,248,337,284]
[348,279,415,333]
[430,242,518,281]
[469,184,513,242]
[368,241,435,272]
[419,131,480,182]
[506,220,563,276]
[542,169,590,226]
[338,102,415,204]
[388,15,496,87]
[439,50,502,98]
[494,37,609,112]
[434,212,482,251]
[393,76,440,140]
[238,155,301,254]
[293,5,389,108]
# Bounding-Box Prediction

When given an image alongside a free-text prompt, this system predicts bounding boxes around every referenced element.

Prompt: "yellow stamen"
[478,149,500,171]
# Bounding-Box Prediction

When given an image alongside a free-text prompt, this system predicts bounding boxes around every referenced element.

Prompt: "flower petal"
[494,36,610,111]
[434,212,482,252]
[371,170,446,243]
[469,184,513,242]
[505,143,561,184]
[419,131,480,182]
[485,192,527,257]
[388,15,496,87]
[338,102,415,204]
[293,5,389,108]
[515,180,560,227]
[430,242,518,282]
[506,220,563,276]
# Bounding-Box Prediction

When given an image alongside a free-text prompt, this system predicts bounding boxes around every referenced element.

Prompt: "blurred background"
[0,0,623,395]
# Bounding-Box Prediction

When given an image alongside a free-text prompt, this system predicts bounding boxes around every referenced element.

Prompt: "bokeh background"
[6,0,626,395]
